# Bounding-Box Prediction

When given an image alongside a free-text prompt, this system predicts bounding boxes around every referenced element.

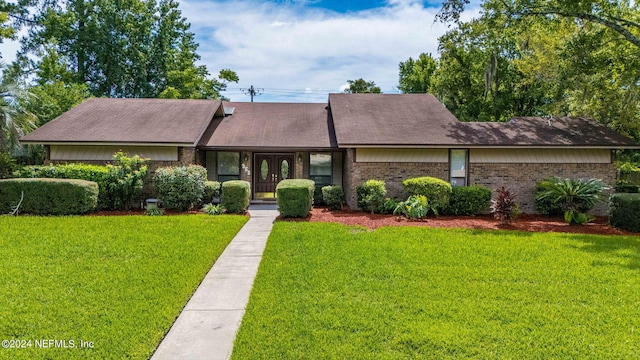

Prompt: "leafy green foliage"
[321,185,344,210]
[0,71,37,152]
[393,195,429,219]
[398,53,437,94]
[615,180,640,193]
[402,176,452,215]
[0,178,98,215]
[233,222,640,359]
[343,78,381,93]
[356,180,387,214]
[221,180,251,214]
[201,203,224,215]
[443,185,492,216]
[0,215,247,359]
[202,181,221,203]
[14,152,148,210]
[153,165,207,211]
[535,178,607,224]
[609,193,640,232]
[376,197,400,215]
[277,179,315,218]
[0,151,16,179]
[145,207,165,216]
[491,186,520,224]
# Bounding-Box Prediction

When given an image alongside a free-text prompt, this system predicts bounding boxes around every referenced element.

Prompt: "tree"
[398,53,438,94]
[343,78,382,93]
[15,0,236,99]
[437,0,640,50]
[0,71,36,152]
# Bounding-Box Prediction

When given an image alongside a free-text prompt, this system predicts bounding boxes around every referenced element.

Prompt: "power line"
[239,85,263,102]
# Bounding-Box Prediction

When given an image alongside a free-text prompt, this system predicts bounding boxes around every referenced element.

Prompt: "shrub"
[535,178,607,224]
[377,198,400,215]
[202,203,224,215]
[221,180,251,214]
[13,151,148,210]
[145,207,165,216]
[534,180,564,216]
[491,186,520,224]
[203,181,222,203]
[154,165,207,211]
[0,178,98,215]
[321,185,344,210]
[277,179,315,218]
[609,193,640,232]
[393,195,429,220]
[356,180,386,214]
[615,180,639,193]
[402,177,452,215]
[444,185,492,216]
[313,186,325,205]
[0,152,16,179]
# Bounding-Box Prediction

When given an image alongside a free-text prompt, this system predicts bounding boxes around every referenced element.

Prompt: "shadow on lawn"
[566,234,640,270]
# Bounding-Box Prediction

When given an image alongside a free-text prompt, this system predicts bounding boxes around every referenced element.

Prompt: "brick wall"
[344,149,449,209]
[470,162,616,215]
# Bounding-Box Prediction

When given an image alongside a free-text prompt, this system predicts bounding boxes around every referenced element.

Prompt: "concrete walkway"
[151,205,278,360]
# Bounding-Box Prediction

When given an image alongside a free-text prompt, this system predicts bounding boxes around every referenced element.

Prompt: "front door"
[254,154,294,199]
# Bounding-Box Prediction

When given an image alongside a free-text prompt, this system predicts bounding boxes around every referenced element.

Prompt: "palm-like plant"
[535,178,607,224]
[1,73,37,153]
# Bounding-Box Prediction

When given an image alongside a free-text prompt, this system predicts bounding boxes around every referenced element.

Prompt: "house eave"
[20,141,195,147]
[339,144,640,150]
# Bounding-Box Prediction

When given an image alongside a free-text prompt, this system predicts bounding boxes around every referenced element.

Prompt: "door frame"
[253,152,295,199]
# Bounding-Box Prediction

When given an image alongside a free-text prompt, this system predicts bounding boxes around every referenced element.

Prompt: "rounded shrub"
[609,193,640,232]
[221,180,251,214]
[154,165,207,211]
[203,181,222,203]
[402,177,451,215]
[0,178,98,215]
[356,179,386,214]
[444,185,492,216]
[321,185,344,210]
[277,179,315,218]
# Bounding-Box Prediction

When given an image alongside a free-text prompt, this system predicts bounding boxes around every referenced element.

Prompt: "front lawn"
[0,215,247,359]
[233,223,640,359]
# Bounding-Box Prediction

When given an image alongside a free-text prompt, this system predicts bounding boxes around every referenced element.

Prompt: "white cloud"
[181,0,481,102]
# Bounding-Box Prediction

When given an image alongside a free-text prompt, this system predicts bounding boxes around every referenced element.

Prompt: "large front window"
[450,149,468,187]
[310,153,332,186]
[217,152,240,182]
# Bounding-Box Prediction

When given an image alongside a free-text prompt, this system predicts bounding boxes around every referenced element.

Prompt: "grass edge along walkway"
[232,222,640,359]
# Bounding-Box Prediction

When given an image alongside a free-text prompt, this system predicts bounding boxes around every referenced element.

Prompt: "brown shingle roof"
[329,94,639,148]
[21,98,222,145]
[198,102,335,149]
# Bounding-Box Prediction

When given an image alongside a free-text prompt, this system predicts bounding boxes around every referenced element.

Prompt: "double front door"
[254,154,294,198]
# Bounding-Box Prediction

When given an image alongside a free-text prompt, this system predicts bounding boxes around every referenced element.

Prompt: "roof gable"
[21,98,223,145]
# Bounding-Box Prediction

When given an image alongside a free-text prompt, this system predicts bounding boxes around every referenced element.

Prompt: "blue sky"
[3,0,480,102]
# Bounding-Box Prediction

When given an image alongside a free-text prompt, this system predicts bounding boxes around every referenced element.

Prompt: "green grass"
[0,215,247,359]
[233,223,640,359]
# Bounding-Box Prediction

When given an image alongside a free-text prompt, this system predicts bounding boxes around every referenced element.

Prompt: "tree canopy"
[343,78,382,94]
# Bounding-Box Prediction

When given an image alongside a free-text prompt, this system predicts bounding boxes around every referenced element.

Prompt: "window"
[310,153,332,186]
[450,149,468,187]
[217,152,240,182]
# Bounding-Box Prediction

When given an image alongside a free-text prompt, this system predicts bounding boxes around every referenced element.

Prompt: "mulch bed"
[282,206,635,236]
[90,206,635,236]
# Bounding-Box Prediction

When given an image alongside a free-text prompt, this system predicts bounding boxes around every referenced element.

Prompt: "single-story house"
[20,94,640,213]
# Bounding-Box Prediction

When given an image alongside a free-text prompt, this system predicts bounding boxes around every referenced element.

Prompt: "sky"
[2,0,481,103]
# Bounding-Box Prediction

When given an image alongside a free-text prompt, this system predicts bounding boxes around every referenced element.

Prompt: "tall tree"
[343,78,382,94]
[398,53,437,94]
[15,0,237,99]
[0,69,36,152]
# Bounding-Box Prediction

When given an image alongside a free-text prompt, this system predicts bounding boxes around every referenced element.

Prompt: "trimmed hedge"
[609,193,640,232]
[277,179,315,218]
[0,178,98,215]
[321,185,344,210]
[221,180,251,214]
[13,152,148,210]
[443,185,492,216]
[615,180,640,193]
[154,165,207,211]
[402,177,452,215]
[356,180,386,214]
